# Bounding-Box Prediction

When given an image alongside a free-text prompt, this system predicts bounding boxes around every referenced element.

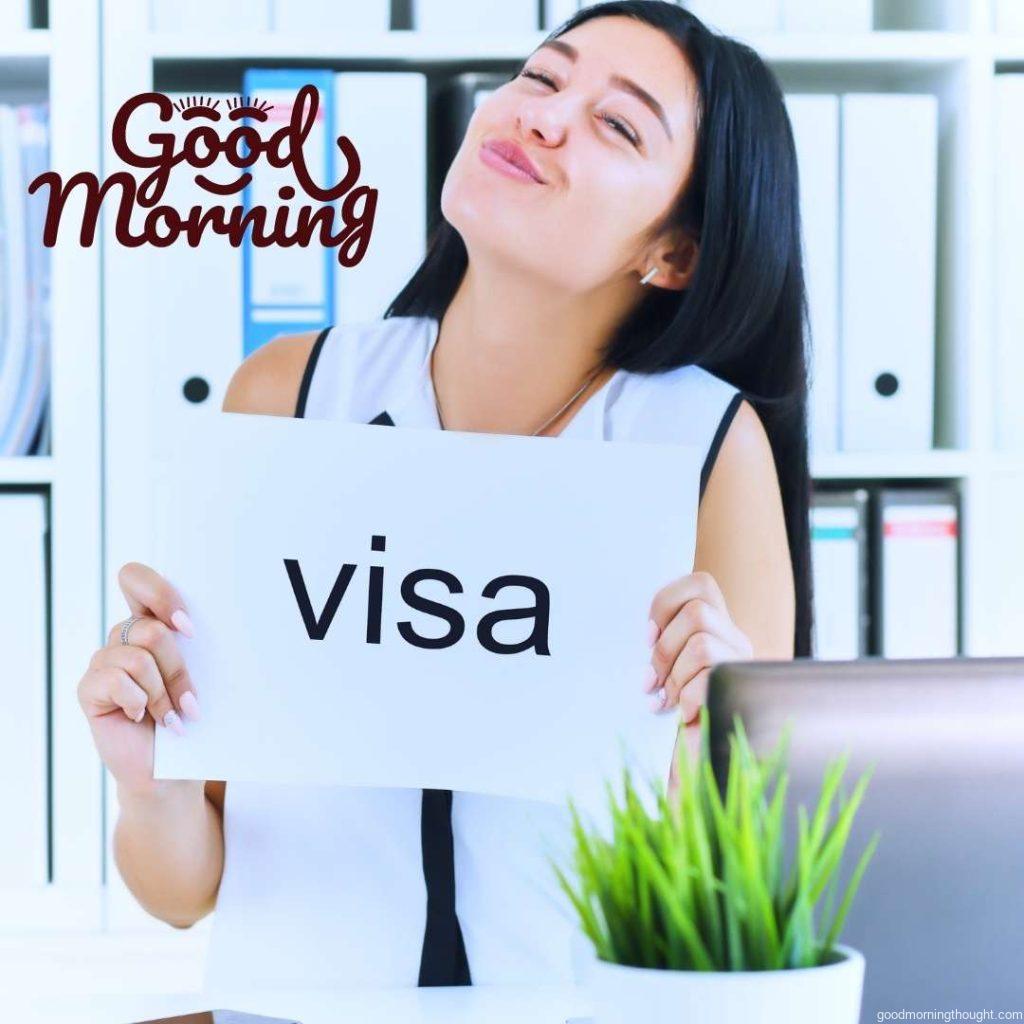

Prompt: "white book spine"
[272,0,390,32]
[994,75,1024,451]
[0,492,48,887]
[412,0,537,32]
[810,503,862,659]
[880,501,958,657]
[839,93,937,452]
[781,0,872,31]
[682,0,781,34]
[785,94,839,455]
[334,72,427,325]
[150,0,271,31]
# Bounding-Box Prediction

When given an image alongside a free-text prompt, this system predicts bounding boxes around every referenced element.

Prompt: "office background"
[1,0,1023,996]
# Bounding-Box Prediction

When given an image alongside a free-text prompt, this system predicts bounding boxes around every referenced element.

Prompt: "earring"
[639,266,658,286]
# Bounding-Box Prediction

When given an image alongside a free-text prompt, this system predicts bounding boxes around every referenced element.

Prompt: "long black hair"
[384,0,813,658]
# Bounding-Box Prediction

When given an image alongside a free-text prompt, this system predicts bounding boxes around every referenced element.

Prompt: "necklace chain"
[432,359,607,436]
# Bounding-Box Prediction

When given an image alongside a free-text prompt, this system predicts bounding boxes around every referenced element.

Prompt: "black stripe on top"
[293,330,471,986]
[292,331,471,987]
[294,327,333,418]
[364,408,471,987]
[698,390,744,503]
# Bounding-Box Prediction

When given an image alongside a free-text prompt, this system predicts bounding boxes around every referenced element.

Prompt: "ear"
[638,233,699,291]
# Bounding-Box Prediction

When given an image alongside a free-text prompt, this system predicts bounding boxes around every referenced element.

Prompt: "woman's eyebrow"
[534,39,674,142]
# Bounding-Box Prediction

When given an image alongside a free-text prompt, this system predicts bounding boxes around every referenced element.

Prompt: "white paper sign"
[152,411,701,813]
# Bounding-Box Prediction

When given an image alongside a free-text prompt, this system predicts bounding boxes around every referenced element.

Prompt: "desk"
[9,985,593,1024]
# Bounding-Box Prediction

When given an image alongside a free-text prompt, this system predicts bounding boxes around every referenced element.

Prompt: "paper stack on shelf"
[0,102,50,457]
[994,74,1024,450]
[810,489,870,659]
[0,490,49,888]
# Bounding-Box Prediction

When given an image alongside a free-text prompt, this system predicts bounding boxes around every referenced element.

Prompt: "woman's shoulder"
[619,361,742,440]
[640,361,740,406]
[222,329,322,417]
[221,316,433,418]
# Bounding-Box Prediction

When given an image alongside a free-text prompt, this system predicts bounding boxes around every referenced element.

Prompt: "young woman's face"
[440,16,701,293]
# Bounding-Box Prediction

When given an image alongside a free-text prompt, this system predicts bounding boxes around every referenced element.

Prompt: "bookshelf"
[0,0,104,931]
[0,0,1012,938]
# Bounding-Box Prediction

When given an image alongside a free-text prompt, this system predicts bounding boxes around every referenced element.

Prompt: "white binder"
[994,0,1024,33]
[781,0,871,31]
[131,93,242,462]
[839,94,937,452]
[546,0,581,29]
[242,70,336,355]
[785,94,839,455]
[411,0,537,32]
[0,491,48,887]
[0,1,30,32]
[994,75,1024,450]
[333,72,427,325]
[874,488,959,658]
[272,0,390,32]
[810,489,869,659]
[151,0,271,30]
[682,0,781,33]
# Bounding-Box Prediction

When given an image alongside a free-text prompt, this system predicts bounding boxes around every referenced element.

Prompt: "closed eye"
[517,68,641,149]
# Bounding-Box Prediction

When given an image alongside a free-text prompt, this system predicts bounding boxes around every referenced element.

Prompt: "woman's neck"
[430,259,635,435]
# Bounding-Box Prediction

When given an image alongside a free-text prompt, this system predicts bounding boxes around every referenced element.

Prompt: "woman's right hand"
[77,561,202,798]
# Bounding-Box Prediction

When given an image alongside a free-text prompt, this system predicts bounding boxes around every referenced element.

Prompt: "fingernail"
[163,710,186,736]
[643,664,659,693]
[650,692,668,714]
[134,706,147,723]
[171,609,195,638]
[647,618,659,647]
[179,691,201,722]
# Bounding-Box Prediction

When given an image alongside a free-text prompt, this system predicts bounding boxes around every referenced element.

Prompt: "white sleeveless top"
[203,315,742,991]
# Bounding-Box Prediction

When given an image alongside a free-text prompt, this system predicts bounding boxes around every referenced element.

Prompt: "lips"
[481,139,546,184]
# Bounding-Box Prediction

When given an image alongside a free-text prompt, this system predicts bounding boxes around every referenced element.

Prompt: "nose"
[516,96,570,148]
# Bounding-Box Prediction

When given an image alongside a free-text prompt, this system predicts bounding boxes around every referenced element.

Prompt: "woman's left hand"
[645,570,755,724]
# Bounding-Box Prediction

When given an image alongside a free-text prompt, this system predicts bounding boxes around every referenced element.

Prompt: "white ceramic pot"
[584,945,865,1024]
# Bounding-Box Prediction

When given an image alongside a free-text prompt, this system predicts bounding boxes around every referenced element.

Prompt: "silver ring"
[120,615,143,646]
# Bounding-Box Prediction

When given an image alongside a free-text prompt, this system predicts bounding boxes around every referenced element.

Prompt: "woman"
[77,0,808,989]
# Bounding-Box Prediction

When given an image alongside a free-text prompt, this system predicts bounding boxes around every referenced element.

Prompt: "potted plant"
[553,710,879,1024]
